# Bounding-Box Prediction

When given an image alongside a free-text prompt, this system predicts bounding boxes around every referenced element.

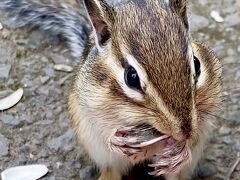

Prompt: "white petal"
[1,164,48,180]
[210,11,224,23]
[0,88,23,110]
[0,22,3,30]
[54,64,73,72]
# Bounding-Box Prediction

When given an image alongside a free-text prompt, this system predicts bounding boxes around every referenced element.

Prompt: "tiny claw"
[148,160,169,167]
[110,137,127,147]
[115,126,136,137]
[122,146,143,156]
[109,141,143,157]
[111,135,144,147]
[148,169,167,176]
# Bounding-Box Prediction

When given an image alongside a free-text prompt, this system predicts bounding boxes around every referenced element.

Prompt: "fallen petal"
[210,11,224,23]
[1,164,48,180]
[0,88,23,110]
[0,22,3,30]
[54,64,73,72]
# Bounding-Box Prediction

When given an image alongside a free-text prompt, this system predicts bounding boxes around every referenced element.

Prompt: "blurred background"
[0,0,239,179]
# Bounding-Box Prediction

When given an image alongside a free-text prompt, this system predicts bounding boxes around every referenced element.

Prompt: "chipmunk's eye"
[124,66,141,90]
[194,56,201,80]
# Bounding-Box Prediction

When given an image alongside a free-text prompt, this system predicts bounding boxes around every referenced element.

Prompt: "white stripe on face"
[196,60,206,88]
[119,49,177,124]
[104,49,144,101]
[188,45,196,86]
[191,44,207,88]
[121,51,147,101]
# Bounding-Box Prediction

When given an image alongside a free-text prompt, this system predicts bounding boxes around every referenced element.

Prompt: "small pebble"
[48,53,71,64]
[28,30,48,49]
[1,29,10,38]
[40,76,50,84]
[198,164,216,178]
[0,114,20,126]
[219,126,231,136]
[79,166,99,180]
[58,74,72,86]
[66,160,81,169]
[222,136,235,145]
[15,39,29,46]
[0,134,9,157]
[47,129,74,152]
[189,14,210,31]
[0,64,11,78]
[44,66,55,77]
[38,148,49,158]
[225,13,240,27]
[18,145,30,154]
[234,142,240,151]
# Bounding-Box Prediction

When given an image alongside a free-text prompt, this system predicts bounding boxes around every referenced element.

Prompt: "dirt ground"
[0,0,240,179]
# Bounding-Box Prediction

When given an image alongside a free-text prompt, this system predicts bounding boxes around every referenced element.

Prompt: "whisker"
[221,93,240,98]
[222,87,240,92]
[222,62,240,66]
[199,111,235,122]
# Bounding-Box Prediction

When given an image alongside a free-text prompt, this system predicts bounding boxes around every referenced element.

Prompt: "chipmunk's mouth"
[108,124,191,176]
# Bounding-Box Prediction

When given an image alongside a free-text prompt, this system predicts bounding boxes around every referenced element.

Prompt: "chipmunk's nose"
[181,120,192,139]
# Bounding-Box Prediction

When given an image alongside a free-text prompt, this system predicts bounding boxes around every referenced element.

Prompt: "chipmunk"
[68,0,222,179]
[0,0,222,179]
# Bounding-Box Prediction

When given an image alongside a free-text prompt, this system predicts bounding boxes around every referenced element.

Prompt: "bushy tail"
[0,0,90,58]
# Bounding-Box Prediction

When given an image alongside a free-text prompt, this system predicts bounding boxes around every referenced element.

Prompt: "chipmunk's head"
[76,0,221,166]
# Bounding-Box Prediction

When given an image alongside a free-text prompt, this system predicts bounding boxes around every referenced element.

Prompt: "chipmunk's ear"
[82,0,115,50]
[169,0,188,29]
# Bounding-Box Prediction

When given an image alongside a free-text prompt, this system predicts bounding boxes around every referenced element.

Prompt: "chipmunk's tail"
[0,0,90,58]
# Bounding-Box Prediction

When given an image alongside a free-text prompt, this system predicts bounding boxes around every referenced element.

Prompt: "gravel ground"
[0,0,240,180]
